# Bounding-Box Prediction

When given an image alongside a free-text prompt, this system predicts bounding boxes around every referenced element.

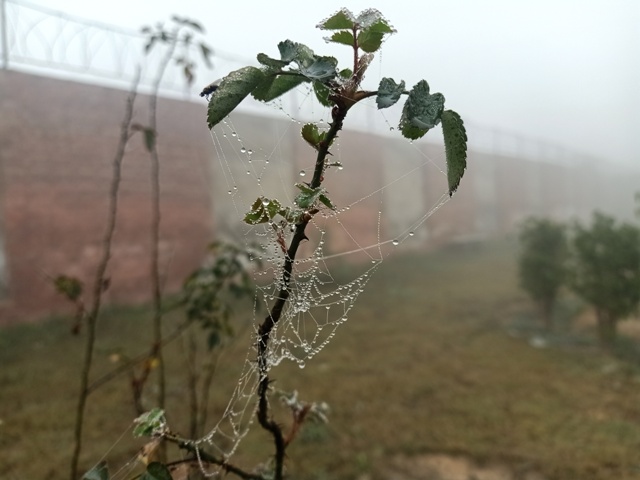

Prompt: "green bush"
[571,212,640,347]
[518,217,569,330]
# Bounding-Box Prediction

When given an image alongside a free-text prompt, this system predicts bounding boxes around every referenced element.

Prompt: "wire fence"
[0,0,249,96]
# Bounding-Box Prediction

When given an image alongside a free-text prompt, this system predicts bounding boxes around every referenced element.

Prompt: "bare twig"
[69,69,141,480]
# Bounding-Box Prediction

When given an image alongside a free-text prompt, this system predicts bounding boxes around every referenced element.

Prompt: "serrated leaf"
[357,18,395,53]
[252,74,308,102]
[278,40,315,67]
[294,184,326,209]
[300,56,338,81]
[313,81,333,107]
[399,80,445,140]
[317,8,355,30]
[279,206,302,223]
[206,66,265,129]
[376,77,405,109]
[83,461,109,480]
[244,198,282,225]
[356,9,391,29]
[257,53,289,68]
[319,194,336,210]
[441,109,468,196]
[301,123,329,149]
[140,462,172,480]
[328,31,355,47]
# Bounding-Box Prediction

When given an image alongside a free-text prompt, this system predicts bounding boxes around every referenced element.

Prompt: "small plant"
[518,217,569,330]
[571,212,640,347]
[81,8,467,480]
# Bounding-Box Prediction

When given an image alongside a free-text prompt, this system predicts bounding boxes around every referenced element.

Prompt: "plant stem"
[256,103,348,480]
[69,71,140,480]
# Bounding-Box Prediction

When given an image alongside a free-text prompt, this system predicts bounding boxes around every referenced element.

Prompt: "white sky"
[19,0,640,165]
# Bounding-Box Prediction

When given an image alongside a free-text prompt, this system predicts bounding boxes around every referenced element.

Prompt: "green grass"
[2,241,640,479]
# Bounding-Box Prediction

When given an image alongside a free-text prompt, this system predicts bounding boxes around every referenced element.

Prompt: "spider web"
[104,74,453,479]
[181,83,452,476]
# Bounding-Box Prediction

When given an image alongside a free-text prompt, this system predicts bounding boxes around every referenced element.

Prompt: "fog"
[25,0,640,165]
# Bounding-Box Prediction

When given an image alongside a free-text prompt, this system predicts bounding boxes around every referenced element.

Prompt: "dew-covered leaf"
[376,77,405,109]
[313,81,333,107]
[244,197,282,225]
[317,8,355,30]
[441,109,468,195]
[257,53,289,68]
[399,80,445,140]
[300,56,338,81]
[294,184,325,209]
[133,408,166,438]
[356,9,393,29]
[206,66,265,129]
[319,193,336,210]
[278,40,315,67]
[301,123,329,149]
[356,19,395,53]
[327,31,355,47]
[252,74,308,102]
[83,462,109,480]
[140,462,172,480]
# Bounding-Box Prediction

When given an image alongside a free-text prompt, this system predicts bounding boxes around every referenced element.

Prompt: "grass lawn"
[2,240,640,479]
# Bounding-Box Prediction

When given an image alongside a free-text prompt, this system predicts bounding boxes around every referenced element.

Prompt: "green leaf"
[252,74,308,102]
[279,206,303,223]
[133,408,166,437]
[300,56,338,81]
[339,68,353,79]
[328,31,355,47]
[83,462,109,480]
[319,194,336,210]
[54,275,83,301]
[441,109,468,195]
[313,81,333,107]
[278,40,315,67]
[399,80,445,140]
[317,8,355,30]
[301,123,328,149]
[244,197,282,225]
[143,128,156,152]
[376,78,405,109]
[356,9,393,29]
[140,462,172,480]
[257,53,289,68]
[356,18,395,53]
[206,66,265,129]
[294,183,325,209]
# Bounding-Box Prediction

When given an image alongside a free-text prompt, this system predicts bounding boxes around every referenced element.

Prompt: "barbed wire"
[0,0,251,95]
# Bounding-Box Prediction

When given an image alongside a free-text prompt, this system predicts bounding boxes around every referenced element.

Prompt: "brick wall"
[1,70,638,324]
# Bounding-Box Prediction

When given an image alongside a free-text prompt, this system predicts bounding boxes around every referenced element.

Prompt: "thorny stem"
[256,100,349,480]
[69,70,140,480]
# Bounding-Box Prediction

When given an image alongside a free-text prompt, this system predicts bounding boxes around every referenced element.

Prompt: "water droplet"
[246,170,251,175]
[338,165,344,171]
[228,190,232,195]
[298,362,306,369]
[299,170,306,177]
[233,186,238,191]
[409,231,415,236]
[392,239,399,246]
[240,147,246,153]
[222,133,227,138]
[389,127,395,131]
[262,199,269,206]
[248,150,253,155]
[231,132,237,137]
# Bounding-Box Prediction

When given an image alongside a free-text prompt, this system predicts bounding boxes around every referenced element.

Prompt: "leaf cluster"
[181,242,257,349]
[141,16,213,86]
